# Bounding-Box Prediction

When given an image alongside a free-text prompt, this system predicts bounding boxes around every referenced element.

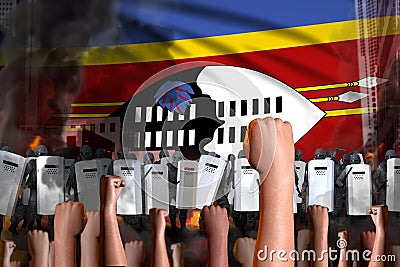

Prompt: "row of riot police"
[106,148,261,236]
[0,142,288,239]
[9,142,397,240]
[0,145,53,238]
[294,147,399,221]
[0,144,115,240]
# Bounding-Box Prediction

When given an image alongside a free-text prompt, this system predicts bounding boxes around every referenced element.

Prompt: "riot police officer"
[333,154,351,218]
[294,149,306,224]
[8,149,36,236]
[25,145,49,232]
[1,146,13,153]
[217,153,235,218]
[295,149,303,162]
[95,148,106,158]
[66,145,93,201]
[141,152,155,231]
[336,153,362,187]
[167,150,188,232]
[155,149,170,164]
[232,150,260,237]
[0,146,15,235]
[336,153,363,224]
[373,149,397,205]
[301,148,326,197]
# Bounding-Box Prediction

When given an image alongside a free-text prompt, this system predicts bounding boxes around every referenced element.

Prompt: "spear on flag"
[310,91,369,103]
[296,76,388,92]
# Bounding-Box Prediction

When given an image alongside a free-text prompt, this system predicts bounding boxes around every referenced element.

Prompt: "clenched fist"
[233,237,256,267]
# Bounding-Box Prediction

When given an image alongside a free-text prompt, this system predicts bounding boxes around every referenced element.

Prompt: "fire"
[186,210,201,229]
[365,143,384,171]
[29,136,42,151]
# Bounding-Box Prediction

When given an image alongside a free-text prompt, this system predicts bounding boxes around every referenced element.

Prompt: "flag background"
[0,0,398,163]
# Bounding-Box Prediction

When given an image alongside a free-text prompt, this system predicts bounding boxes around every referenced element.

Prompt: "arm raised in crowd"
[54,202,86,267]
[150,208,169,267]
[81,210,100,267]
[49,241,55,267]
[202,205,229,267]
[99,175,128,267]
[308,205,329,267]
[125,240,146,267]
[2,240,17,267]
[337,231,352,267]
[234,237,256,267]
[297,229,311,267]
[360,231,376,266]
[171,242,186,267]
[244,117,295,267]
[28,230,50,267]
[368,205,388,267]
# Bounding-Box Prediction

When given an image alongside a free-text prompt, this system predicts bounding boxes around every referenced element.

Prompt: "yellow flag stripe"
[2,16,398,66]
[81,16,399,66]
[53,113,110,118]
[71,102,125,107]
[297,82,360,92]
[325,107,378,117]
[310,96,340,103]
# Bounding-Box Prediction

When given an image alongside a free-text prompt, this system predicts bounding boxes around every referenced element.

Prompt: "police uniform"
[25,158,42,231]
[333,154,351,218]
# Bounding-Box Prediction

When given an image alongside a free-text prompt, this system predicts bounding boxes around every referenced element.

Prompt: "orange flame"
[29,136,42,151]
[186,210,201,229]
[365,143,385,171]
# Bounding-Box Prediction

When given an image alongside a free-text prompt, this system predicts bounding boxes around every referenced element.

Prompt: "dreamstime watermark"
[256,239,396,262]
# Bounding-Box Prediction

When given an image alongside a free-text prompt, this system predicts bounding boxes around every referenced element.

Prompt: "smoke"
[0,0,118,154]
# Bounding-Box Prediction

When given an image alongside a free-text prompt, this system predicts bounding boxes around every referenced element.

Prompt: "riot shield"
[37,156,64,215]
[346,164,372,215]
[195,155,226,209]
[307,159,335,212]
[0,151,26,215]
[144,164,169,214]
[115,159,143,215]
[233,158,259,212]
[386,158,400,212]
[75,159,102,211]
[176,160,198,209]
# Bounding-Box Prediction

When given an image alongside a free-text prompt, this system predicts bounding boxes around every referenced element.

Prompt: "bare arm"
[368,205,388,267]
[49,241,55,267]
[308,205,329,267]
[80,211,100,267]
[360,231,376,266]
[150,208,169,267]
[171,243,186,267]
[2,240,16,267]
[244,117,295,267]
[234,237,256,267]
[202,205,229,267]
[297,229,311,267]
[54,202,86,267]
[28,230,50,267]
[338,231,352,267]
[99,175,128,267]
[125,240,146,267]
